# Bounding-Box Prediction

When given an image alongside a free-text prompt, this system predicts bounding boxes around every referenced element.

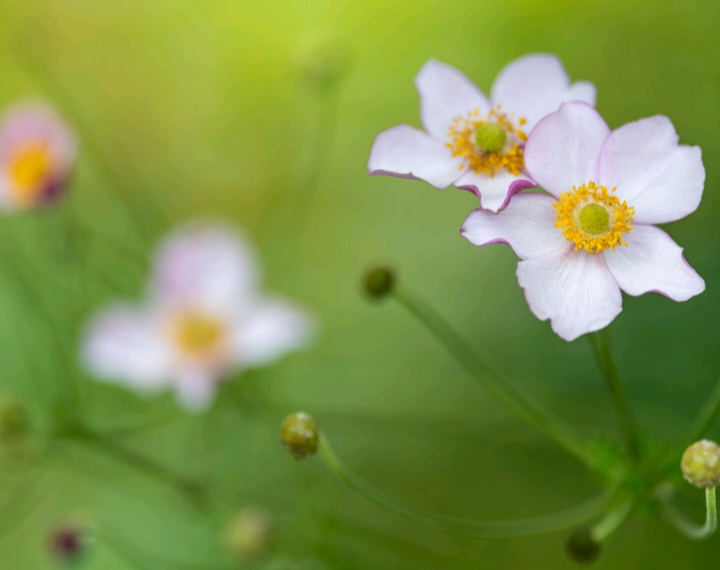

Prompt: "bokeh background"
[0,0,718,568]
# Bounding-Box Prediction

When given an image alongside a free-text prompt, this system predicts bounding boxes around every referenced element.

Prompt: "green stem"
[663,487,717,540]
[318,433,609,538]
[590,499,635,542]
[686,378,720,443]
[60,426,204,505]
[393,287,596,469]
[587,330,640,463]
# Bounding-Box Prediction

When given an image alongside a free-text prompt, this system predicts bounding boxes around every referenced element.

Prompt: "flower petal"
[415,60,490,140]
[82,304,173,390]
[461,193,568,260]
[603,224,704,301]
[524,102,610,197]
[234,299,315,368]
[517,248,622,341]
[455,169,536,213]
[368,125,465,188]
[175,368,218,412]
[598,115,704,224]
[152,224,257,313]
[490,54,596,129]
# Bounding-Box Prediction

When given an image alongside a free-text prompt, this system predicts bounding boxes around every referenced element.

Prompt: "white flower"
[0,101,77,209]
[461,102,705,341]
[368,54,595,212]
[82,224,315,411]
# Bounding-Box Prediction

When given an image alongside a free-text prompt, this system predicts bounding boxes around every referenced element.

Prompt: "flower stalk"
[663,487,717,540]
[587,329,640,463]
[393,285,597,469]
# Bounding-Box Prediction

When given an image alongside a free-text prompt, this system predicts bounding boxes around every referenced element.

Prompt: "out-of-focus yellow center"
[173,312,226,357]
[446,105,527,177]
[7,144,52,205]
[554,181,635,254]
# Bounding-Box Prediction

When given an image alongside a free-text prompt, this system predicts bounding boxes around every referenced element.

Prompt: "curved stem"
[587,330,640,463]
[319,433,609,539]
[663,487,717,540]
[393,287,596,469]
[590,499,635,542]
[686,378,720,444]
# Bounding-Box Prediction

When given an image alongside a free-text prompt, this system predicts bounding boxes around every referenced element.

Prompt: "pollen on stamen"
[553,181,635,255]
[445,106,527,177]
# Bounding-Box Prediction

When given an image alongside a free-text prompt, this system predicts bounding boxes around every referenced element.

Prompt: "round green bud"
[565,527,601,565]
[681,439,720,488]
[225,505,274,560]
[579,204,610,235]
[0,402,30,443]
[474,122,507,154]
[280,412,319,460]
[362,266,395,301]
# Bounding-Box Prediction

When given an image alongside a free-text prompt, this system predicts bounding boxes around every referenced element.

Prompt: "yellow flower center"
[446,105,527,177]
[7,144,53,206]
[554,181,635,254]
[173,312,227,358]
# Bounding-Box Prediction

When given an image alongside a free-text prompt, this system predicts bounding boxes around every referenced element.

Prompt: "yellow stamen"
[173,312,226,358]
[446,105,527,177]
[554,181,635,254]
[7,144,53,206]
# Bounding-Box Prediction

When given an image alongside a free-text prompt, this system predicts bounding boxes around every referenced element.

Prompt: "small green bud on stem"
[565,527,601,565]
[280,412,319,460]
[362,266,395,301]
[682,440,720,489]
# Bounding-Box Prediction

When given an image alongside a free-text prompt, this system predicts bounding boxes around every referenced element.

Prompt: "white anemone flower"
[461,102,705,341]
[368,54,595,212]
[82,225,315,411]
[0,101,77,210]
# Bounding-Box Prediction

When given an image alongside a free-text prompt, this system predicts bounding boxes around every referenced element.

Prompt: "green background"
[0,0,718,567]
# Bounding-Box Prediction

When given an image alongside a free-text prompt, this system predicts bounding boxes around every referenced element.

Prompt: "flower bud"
[564,527,601,565]
[225,505,274,560]
[48,525,85,564]
[681,439,720,488]
[362,266,395,301]
[297,29,353,91]
[280,412,319,460]
[0,401,30,444]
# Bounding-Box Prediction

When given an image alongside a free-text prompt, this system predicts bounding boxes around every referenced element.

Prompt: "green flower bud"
[280,412,319,460]
[225,505,274,560]
[565,527,601,565]
[681,439,720,488]
[362,266,395,301]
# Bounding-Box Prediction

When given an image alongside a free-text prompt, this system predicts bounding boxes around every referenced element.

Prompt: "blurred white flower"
[0,101,77,210]
[82,225,315,411]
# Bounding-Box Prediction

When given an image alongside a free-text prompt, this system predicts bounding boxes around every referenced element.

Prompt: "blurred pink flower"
[368,54,595,212]
[82,225,315,411]
[462,102,705,341]
[0,102,77,209]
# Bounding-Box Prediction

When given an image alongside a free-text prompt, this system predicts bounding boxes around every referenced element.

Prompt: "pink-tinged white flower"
[461,102,705,341]
[368,54,595,212]
[0,102,77,210]
[82,225,315,411]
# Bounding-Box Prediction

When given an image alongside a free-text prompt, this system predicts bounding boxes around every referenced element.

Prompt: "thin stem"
[60,426,204,505]
[318,433,609,539]
[393,287,596,469]
[663,487,717,540]
[686,378,720,443]
[590,499,635,542]
[587,330,640,463]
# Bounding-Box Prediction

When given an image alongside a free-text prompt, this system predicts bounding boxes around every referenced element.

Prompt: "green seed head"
[280,412,319,460]
[474,122,507,154]
[578,203,610,235]
[682,440,720,488]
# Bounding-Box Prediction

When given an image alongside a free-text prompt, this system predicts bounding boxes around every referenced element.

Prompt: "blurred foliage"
[0,0,718,568]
